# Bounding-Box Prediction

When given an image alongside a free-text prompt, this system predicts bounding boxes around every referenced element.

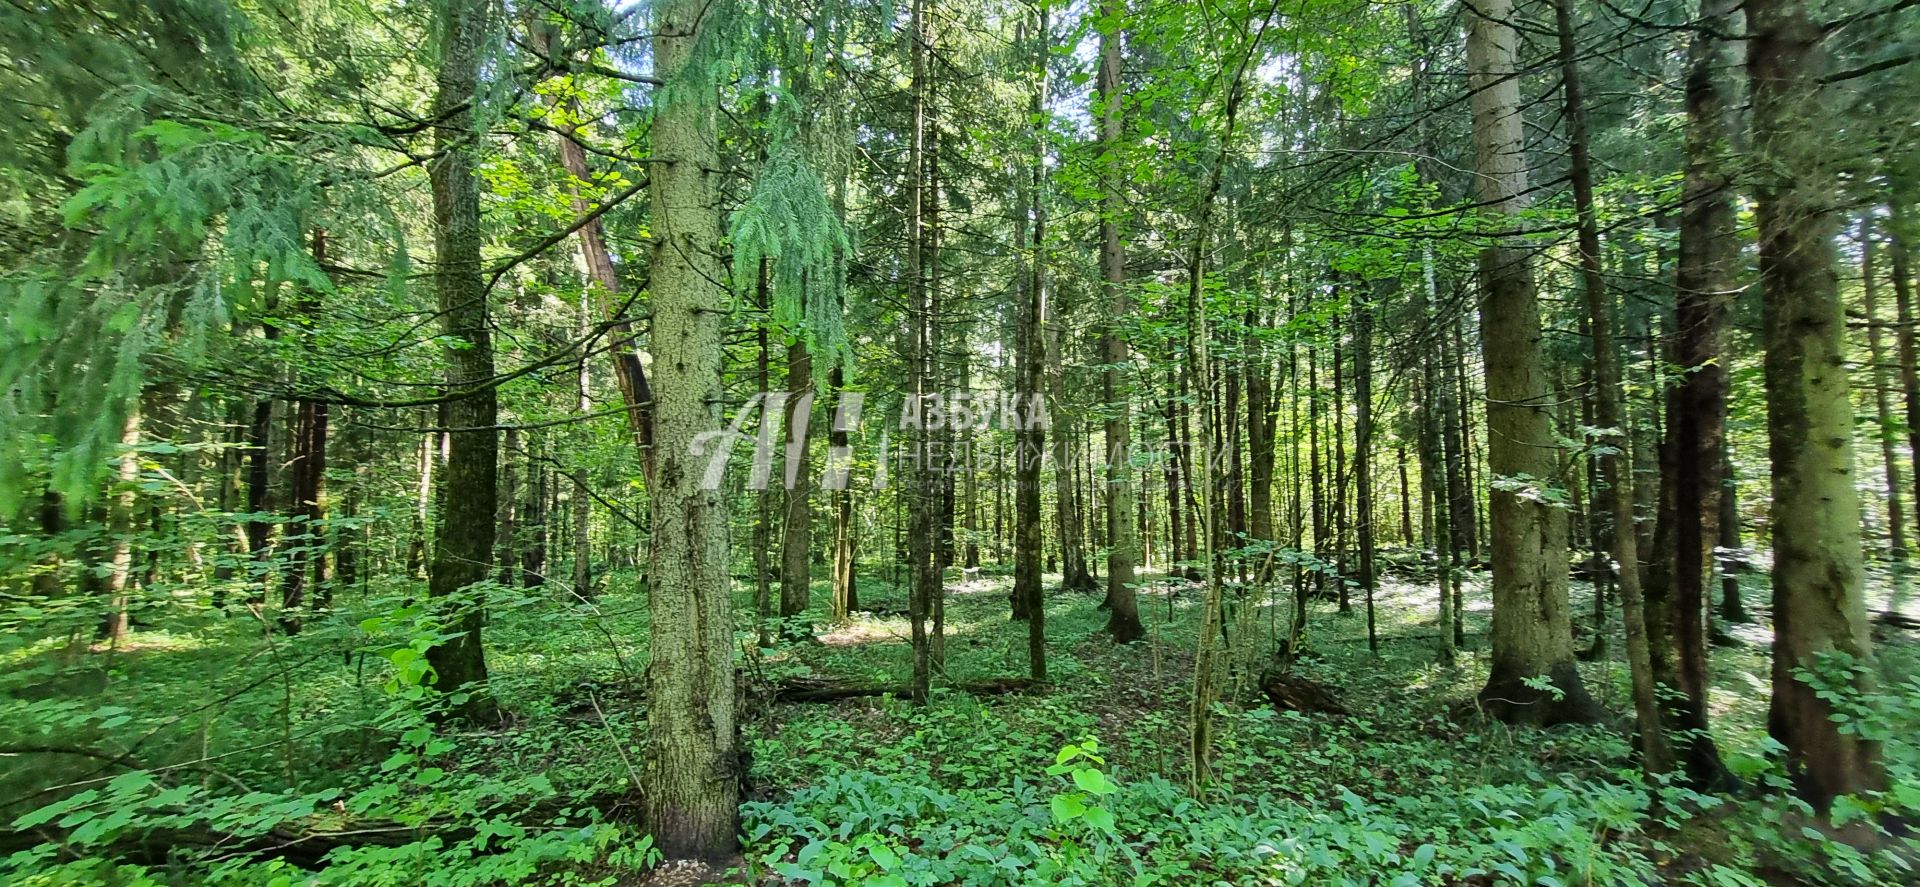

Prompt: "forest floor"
[3,557,1917,885]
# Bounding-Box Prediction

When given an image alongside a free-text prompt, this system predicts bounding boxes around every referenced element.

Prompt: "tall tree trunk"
[337,425,363,595]
[1418,247,1456,664]
[1308,343,1326,599]
[522,439,548,587]
[571,294,594,602]
[283,231,332,630]
[1749,0,1885,813]
[829,364,858,620]
[1163,384,1184,574]
[409,426,430,579]
[1553,0,1667,767]
[905,0,937,699]
[1865,220,1909,559]
[1187,5,1271,790]
[245,364,276,603]
[1177,364,1199,572]
[754,265,775,645]
[1247,317,1276,582]
[1286,295,1310,655]
[100,409,141,643]
[928,90,948,672]
[1450,318,1482,564]
[780,339,814,634]
[424,0,497,723]
[529,18,655,480]
[1441,319,1469,646]
[497,427,520,587]
[1468,0,1599,725]
[643,0,740,860]
[1048,340,1092,592]
[1013,4,1049,687]
[1396,446,1412,546]
[1354,290,1377,653]
[1225,353,1247,575]
[1098,4,1142,642]
[214,399,248,595]
[963,356,980,570]
[1185,189,1224,797]
[1581,368,1611,660]
[1891,201,1920,547]
[1718,452,1746,623]
[1331,313,1349,612]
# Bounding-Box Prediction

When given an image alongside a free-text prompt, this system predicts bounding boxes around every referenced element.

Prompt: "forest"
[1,0,1918,882]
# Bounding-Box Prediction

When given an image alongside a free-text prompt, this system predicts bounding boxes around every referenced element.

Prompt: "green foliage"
[0,592,658,886]
[730,138,854,381]
[744,709,1682,886]
[0,88,335,511]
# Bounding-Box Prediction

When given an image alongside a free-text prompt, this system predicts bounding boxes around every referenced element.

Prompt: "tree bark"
[1749,0,1886,813]
[1247,318,1276,580]
[497,427,520,587]
[753,266,775,645]
[99,409,141,643]
[408,426,430,580]
[1163,383,1184,573]
[1467,0,1599,725]
[780,339,814,634]
[1098,4,1143,642]
[1012,4,1048,687]
[571,293,593,602]
[1186,4,1272,789]
[1354,291,1377,653]
[521,439,547,587]
[1891,201,1920,548]
[1332,312,1349,612]
[283,230,332,630]
[424,0,497,723]
[829,363,858,620]
[1718,451,1746,623]
[642,0,740,860]
[905,0,937,700]
[1635,43,1743,775]
[1864,219,1909,560]
[245,356,276,604]
[1553,0,1665,766]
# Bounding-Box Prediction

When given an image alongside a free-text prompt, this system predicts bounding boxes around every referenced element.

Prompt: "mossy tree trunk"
[1748,0,1886,813]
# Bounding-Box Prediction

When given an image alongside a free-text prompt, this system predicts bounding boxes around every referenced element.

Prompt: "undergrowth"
[1,567,1916,885]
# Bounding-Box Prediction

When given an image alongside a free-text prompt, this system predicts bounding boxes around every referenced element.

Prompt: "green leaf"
[1072,768,1117,795]
[1083,806,1116,832]
[1051,793,1086,823]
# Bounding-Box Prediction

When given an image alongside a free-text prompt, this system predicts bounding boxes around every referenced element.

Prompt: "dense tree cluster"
[1,0,1917,879]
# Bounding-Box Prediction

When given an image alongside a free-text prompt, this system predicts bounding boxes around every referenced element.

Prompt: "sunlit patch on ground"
[815,615,907,647]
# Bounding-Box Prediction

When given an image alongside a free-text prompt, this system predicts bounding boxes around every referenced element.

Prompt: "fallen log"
[1874,610,1920,631]
[1259,671,1347,715]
